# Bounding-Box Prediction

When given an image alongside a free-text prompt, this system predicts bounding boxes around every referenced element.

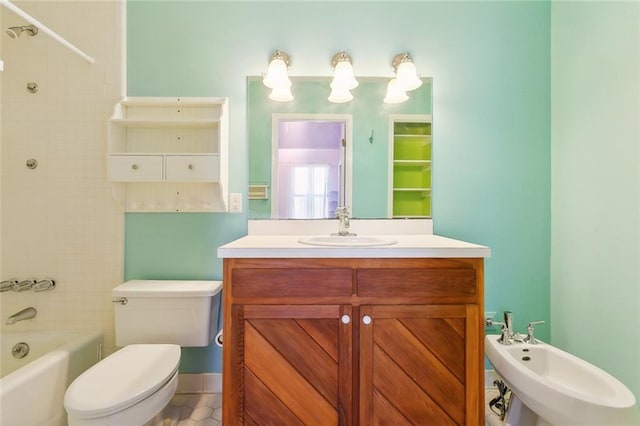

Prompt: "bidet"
[485,335,639,425]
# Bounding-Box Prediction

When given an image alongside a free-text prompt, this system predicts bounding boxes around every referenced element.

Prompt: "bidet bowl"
[485,335,638,425]
[297,235,397,247]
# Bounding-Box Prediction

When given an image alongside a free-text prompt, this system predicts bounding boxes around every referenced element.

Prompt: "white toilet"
[64,280,222,426]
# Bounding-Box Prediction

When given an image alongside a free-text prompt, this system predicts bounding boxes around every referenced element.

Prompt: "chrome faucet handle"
[486,319,512,345]
[33,279,56,292]
[13,279,36,292]
[524,320,545,344]
[1,279,18,292]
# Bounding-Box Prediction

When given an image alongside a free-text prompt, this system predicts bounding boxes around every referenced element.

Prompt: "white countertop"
[217,234,490,259]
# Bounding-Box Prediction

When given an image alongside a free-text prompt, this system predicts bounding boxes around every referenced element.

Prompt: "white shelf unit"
[108,97,229,212]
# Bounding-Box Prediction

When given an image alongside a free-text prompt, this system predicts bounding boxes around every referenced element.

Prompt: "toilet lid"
[64,344,180,419]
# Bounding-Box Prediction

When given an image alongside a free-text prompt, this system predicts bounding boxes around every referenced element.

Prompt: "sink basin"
[485,335,638,425]
[298,235,397,247]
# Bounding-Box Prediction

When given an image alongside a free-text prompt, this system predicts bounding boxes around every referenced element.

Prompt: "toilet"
[64,280,222,426]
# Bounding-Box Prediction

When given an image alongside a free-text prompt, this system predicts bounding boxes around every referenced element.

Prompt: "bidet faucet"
[524,320,545,344]
[333,206,356,236]
[5,307,37,325]
[485,319,512,345]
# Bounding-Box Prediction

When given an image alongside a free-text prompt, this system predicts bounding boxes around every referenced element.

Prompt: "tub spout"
[5,307,37,325]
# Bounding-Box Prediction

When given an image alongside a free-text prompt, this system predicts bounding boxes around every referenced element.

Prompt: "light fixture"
[391,52,422,92]
[263,50,293,102]
[269,84,294,102]
[383,79,409,104]
[328,51,357,103]
[328,86,353,103]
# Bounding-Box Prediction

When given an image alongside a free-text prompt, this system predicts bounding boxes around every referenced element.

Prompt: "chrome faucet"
[0,279,18,292]
[33,279,56,292]
[485,319,512,345]
[524,320,545,344]
[5,307,37,325]
[332,206,356,236]
[504,311,514,339]
[12,279,36,292]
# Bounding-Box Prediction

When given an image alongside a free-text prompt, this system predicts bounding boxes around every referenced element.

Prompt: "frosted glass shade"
[383,79,409,104]
[269,84,294,102]
[263,58,291,89]
[331,61,359,90]
[328,86,353,103]
[396,61,422,91]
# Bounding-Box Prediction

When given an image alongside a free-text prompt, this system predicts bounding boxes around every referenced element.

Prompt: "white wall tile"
[1,1,123,356]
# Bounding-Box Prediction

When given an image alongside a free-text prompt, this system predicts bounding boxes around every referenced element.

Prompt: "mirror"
[248,76,432,219]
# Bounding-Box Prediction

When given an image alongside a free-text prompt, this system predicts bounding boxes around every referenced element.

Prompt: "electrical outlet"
[230,193,242,213]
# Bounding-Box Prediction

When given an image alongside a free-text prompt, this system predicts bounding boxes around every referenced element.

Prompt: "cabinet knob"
[341,314,350,324]
[362,315,372,325]
[131,164,138,170]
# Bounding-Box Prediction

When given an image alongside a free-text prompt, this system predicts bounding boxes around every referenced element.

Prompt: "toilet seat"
[64,344,180,420]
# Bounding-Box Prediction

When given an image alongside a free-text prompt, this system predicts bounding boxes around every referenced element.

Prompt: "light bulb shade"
[383,79,409,104]
[331,61,359,90]
[263,57,291,89]
[396,61,422,91]
[328,86,353,103]
[269,84,294,102]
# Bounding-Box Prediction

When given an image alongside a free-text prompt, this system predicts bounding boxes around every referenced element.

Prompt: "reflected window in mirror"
[272,117,351,219]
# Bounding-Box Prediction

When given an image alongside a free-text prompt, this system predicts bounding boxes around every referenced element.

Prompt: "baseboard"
[177,373,222,394]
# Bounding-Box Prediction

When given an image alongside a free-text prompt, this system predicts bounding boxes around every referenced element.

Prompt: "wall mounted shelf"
[388,114,432,218]
[108,97,229,212]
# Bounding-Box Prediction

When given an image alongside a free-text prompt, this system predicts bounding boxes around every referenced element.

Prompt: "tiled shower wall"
[1,1,123,353]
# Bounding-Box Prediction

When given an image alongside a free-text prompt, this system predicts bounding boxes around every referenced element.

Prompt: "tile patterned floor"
[153,389,503,425]
[152,394,222,426]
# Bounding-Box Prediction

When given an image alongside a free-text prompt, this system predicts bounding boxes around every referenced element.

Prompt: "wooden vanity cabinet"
[222,258,484,426]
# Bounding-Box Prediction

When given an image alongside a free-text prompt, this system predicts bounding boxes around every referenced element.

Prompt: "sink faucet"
[332,206,356,237]
[5,307,37,325]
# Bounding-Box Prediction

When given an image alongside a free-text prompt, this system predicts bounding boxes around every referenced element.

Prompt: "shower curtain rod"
[0,0,95,64]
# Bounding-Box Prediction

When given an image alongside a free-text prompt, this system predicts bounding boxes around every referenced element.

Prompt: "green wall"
[126,1,551,373]
[551,1,640,401]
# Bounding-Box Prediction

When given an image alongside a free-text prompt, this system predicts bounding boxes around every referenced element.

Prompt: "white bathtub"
[0,330,104,426]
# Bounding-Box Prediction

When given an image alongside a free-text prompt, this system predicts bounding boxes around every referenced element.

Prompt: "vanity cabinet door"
[359,304,479,426]
[229,304,353,425]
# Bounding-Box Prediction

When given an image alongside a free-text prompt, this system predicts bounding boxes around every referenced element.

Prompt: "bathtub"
[0,330,104,426]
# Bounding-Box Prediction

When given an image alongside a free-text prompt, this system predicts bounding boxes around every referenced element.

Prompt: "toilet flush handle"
[112,297,127,305]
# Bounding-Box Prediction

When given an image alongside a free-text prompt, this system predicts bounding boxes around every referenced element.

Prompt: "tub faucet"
[5,307,37,325]
[13,279,36,292]
[0,279,18,292]
[333,206,356,236]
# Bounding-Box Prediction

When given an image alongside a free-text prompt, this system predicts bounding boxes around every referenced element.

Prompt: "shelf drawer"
[109,155,163,181]
[165,155,219,182]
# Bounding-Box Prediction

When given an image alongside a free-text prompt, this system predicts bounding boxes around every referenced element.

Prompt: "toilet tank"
[113,280,222,347]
